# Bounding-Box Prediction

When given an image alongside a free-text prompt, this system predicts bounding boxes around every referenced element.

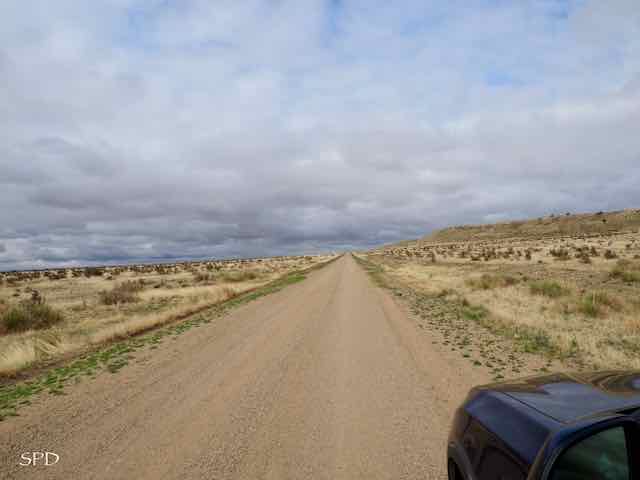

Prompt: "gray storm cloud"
[1,0,639,270]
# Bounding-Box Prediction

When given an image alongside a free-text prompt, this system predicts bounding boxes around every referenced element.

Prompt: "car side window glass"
[550,426,629,480]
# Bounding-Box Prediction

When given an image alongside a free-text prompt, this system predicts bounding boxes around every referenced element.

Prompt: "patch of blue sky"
[326,0,343,36]
[115,2,234,55]
[541,0,585,21]
[397,2,449,37]
[113,3,164,53]
[534,0,586,36]
[484,70,525,87]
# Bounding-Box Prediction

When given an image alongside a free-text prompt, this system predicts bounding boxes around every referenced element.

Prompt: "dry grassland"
[0,255,335,376]
[362,208,640,371]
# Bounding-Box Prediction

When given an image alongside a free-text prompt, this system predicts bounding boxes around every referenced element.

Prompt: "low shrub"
[466,274,519,290]
[578,296,599,317]
[520,329,553,354]
[604,249,618,260]
[610,260,640,283]
[437,288,455,298]
[84,267,103,278]
[529,281,569,298]
[1,292,64,333]
[577,252,592,264]
[99,280,144,305]
[578,292,623,318]
[550,248,570,261]
[220,271,259,283]
[154,265,170,274]
[461,304,489,322]
[193,272,213,283]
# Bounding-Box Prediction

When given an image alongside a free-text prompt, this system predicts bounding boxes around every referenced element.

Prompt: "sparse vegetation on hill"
[422,209,640,243]
[361,207,640,372]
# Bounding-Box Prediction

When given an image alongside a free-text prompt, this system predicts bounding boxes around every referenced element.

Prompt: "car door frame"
[527,415,640,480]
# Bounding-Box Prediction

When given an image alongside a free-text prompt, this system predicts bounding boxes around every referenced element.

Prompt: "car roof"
[466,388,559,465]
[466,371,640,465]
[485,370,640,424]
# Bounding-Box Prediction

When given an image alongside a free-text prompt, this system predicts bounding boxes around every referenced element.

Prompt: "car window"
[478,446,526,480]
[550,426,629,480]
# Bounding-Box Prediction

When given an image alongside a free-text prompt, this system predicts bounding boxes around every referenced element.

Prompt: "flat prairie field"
[0,254,336,376]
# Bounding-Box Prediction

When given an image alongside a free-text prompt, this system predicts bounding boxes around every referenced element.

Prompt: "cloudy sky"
[1,1,639,270]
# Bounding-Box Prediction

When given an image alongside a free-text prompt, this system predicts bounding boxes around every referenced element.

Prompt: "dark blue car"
[448,371,640,480]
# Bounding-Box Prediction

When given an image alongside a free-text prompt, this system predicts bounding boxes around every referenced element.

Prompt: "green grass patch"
[610,260,640,284]
[357,256,587,368]
[223,272,307,309]
[519,329,553,354]
[456,297,560,357]
[461,304,489,322]
[529,280,569,298]
[578,291,622,317]
[352,255,391,288]
[466,274,519,290]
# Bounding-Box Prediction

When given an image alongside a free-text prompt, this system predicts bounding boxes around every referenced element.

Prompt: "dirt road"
[1,255,489,479]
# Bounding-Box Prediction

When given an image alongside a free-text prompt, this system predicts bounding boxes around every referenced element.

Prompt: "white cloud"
[0,0,639,269]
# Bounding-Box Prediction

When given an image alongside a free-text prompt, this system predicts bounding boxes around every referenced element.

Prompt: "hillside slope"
[422,209,640,243]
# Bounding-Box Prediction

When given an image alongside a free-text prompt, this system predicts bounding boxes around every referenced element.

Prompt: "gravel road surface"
[1,255,488,479]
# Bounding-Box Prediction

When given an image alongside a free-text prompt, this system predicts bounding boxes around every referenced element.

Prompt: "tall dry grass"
[379,259,640,370]
[0,331,80,376]
[88,286,237,344]
[0,285,237,375]
[0,254,335,376]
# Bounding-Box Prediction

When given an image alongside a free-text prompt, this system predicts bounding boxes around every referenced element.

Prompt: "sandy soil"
[0,255,491,480]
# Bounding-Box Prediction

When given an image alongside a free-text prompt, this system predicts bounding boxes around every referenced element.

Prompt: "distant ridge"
[421,208,640,244]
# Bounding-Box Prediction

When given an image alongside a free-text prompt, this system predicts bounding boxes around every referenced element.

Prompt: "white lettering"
[18,452,60,466]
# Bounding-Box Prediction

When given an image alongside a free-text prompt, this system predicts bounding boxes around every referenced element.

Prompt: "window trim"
[541,417,639,480]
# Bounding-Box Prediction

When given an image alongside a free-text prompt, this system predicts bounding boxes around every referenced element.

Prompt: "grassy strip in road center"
[0,259,338,422]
